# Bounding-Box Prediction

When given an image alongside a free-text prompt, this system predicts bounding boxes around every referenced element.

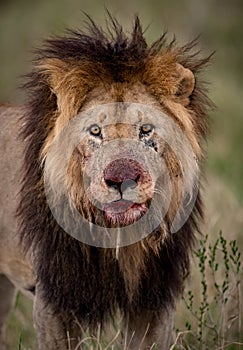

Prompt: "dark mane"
[18,15,212,328]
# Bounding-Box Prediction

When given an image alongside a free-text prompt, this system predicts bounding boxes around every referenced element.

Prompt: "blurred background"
[0,0,242,348]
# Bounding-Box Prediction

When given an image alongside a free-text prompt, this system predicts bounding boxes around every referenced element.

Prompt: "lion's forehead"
[80,84,162,124]
[82,83,160,108]
[79,104,161,128]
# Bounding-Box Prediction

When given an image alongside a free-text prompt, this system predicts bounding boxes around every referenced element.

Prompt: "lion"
[0,16,212,350]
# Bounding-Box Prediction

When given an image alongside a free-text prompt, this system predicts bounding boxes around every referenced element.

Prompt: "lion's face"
[41,51,205,246]
[78,119,161,227]
[49,85,196,234]
[57,87,165,230]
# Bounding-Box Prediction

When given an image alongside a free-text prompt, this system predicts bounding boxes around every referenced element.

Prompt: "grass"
[6,294,35,350]
[174,232,242,349]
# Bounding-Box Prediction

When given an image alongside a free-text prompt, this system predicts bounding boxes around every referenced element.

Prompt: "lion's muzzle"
[102,158,152,226]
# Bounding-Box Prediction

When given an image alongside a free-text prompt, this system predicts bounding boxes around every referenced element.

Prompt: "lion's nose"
[104,159,142,193]
[105,177,139,193]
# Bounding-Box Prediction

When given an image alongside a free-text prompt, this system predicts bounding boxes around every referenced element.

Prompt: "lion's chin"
[103,200,147,227]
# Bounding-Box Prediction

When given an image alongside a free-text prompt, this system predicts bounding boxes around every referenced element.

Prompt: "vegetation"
[174,232,242,349]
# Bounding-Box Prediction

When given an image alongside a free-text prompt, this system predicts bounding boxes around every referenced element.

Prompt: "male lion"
[0,16,212,350]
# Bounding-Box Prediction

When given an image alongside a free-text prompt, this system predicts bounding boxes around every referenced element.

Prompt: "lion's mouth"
[103,200,147,226]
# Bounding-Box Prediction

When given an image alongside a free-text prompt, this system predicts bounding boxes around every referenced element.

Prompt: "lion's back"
[0,105,24,214]
[0,106,27,272]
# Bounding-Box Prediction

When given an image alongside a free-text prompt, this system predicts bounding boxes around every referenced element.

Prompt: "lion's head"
[27,18,211,249]
[19,16,212,317]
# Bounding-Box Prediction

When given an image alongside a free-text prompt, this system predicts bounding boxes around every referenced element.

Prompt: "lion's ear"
[174,63,195,105]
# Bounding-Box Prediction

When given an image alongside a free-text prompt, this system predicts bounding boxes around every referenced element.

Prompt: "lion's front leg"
[33,289,82,350]
[122,307,174,350]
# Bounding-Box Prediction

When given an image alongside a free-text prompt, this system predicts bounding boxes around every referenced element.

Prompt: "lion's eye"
[140,124,154,136]
[89,124,101,137]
